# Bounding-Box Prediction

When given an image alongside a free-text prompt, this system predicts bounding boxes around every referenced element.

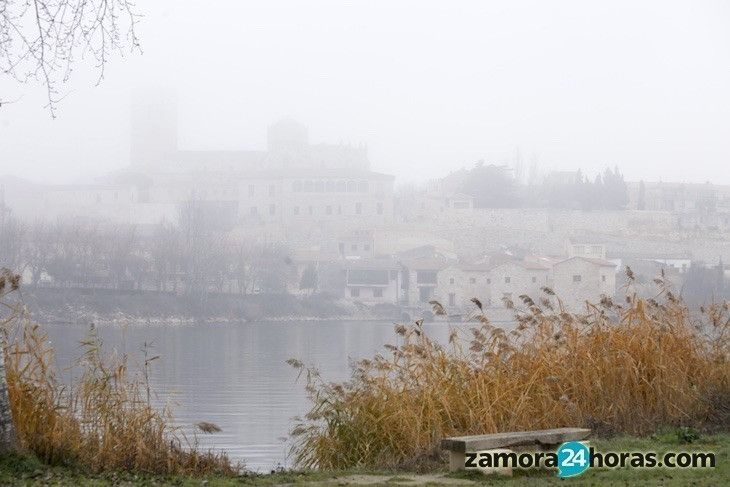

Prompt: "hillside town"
[1,99,728,320]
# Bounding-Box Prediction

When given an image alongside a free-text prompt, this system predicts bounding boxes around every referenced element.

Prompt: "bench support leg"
[448,451,465,471]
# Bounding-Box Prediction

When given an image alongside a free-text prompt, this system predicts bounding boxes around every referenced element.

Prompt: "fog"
[3,0,730,474]
[1,0,729,185]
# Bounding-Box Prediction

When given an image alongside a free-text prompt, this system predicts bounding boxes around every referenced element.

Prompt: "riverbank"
[1,432,727,486]
[18,286,407,324]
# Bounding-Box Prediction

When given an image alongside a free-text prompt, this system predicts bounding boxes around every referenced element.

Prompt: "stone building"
[551,256,617,311]
[434,263,491,311]
[12,98,396,247]
[343,258,402,304]
[401,257,450,304]
[489,261,550,307]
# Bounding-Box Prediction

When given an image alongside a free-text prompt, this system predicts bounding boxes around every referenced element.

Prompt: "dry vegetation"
[289,273,730,470]
[0,269,238,476]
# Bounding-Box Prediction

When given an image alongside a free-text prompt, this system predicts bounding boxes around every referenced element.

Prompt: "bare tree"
[0,0,141,116]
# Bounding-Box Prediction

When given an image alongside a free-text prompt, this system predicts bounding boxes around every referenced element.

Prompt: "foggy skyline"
[1,0,729,186]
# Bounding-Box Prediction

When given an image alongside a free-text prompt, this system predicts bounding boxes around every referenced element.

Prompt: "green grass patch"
[0,432,727,486]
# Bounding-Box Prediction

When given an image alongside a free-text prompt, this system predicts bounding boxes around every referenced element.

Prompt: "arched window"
[347,180,356,193]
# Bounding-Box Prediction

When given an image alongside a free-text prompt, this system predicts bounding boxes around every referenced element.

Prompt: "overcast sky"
[1,0,729,185]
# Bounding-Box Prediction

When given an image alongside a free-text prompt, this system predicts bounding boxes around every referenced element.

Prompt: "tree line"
[0,210,296,299]
[457,163,629,210]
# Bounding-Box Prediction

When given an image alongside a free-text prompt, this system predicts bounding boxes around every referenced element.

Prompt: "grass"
[0,269,238,477]
[0,432,727,485]
[289,275,730,470]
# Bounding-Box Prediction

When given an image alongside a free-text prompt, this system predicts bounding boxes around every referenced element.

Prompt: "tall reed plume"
[290,277,730,470]
[0,269,238,475]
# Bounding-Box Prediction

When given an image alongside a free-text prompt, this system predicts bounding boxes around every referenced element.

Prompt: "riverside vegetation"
[0,268,728,485]
[289,272,729,471]
[0,269,238,477]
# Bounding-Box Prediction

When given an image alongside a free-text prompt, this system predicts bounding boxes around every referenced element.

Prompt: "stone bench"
[441,427,591,472]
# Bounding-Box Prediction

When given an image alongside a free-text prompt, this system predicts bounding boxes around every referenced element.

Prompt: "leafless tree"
[0,0,141,116]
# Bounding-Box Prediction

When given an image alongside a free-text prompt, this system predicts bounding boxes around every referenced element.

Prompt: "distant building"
[401,257,451,304]
[564,239,607,260]
[489,261,550,307]
[552,256,617,311]
[8,98,396,243]
[435,263,491,310]
[343,258,402,304]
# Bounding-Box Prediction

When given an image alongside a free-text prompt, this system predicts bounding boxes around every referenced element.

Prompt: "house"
[445,193,475,211]
[337,229,375,258]
[401,257,451,304]
[435,263,491,310]
[564,239,607,260]
[343,258,402,304]
[551,256,617,311]
[489,261,550,307]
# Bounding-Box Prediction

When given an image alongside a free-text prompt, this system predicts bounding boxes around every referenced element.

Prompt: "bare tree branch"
[0,0,141,117]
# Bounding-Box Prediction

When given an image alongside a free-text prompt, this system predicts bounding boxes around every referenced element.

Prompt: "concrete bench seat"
[441,427,591,472]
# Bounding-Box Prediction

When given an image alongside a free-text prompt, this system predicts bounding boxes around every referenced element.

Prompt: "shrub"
[0,269,238,476]
[290,286,730,470]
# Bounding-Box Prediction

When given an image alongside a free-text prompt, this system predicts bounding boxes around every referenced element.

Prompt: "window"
[355,202,362,215]
[293,180,302,192]
[250,206,258,216]
[269,204,276,215]
[419,287,434,302]
[326,181,335,192]
[269,185,275,197]
[303,180,313,192]
[449,278,455,285]
[308,206,313,215]
[487,278,491,284]
[351,244,358,251]
[505,276,511,284]
[573,275,582,283]
[336,180,346,192]
[314,180,324,192]
[348,270,389,285]
[601,275,606,282]
[351,288,360,298]
[337,205,342,214]
[449,293,456,306]
[470,277,476,284]
[363,244,371,251]
[293,206,300,215]
[357,181,368,193]
[248,185,255,197]
[417,271,438,284]
[532,276,537,283]
[377,202,383,215]
[373,288,383,298]
[347,180,356,193]
[326,205,332,215]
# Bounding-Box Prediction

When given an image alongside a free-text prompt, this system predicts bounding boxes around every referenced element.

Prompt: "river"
[43,320,470,471]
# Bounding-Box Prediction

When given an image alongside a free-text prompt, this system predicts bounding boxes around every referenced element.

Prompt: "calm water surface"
[44,320,470,471]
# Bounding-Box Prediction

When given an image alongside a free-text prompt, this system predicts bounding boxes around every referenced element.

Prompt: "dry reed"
[290,277,730,470]
[0,269,238,476]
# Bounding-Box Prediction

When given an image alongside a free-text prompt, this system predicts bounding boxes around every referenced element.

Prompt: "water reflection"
[44,321,466,471]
